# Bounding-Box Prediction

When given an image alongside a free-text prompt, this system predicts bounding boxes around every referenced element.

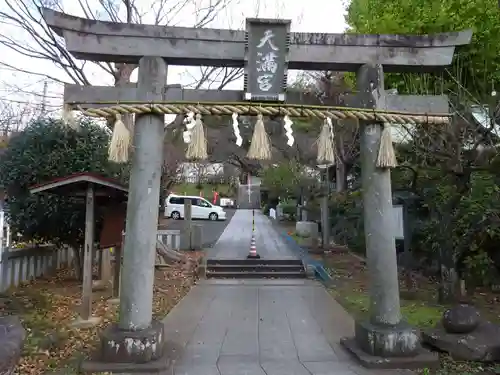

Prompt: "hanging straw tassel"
[62,104,79,130]
[316,117,336,164]
[108,114,131,164]
[247,113,272,160]
[185,113,208,160]
[376,123,397,168]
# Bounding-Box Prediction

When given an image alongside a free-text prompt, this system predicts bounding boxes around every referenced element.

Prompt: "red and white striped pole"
[247,173,252,205]
[247,208,260,259]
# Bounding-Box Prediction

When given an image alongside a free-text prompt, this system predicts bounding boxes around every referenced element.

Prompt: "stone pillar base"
[340,320,439,369]
[100,320,164,363]
[80,320,169,373]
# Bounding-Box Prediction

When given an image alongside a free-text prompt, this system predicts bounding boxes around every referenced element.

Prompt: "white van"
[164,194,227,221]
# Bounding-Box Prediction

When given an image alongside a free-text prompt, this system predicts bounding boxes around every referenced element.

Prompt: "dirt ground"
[323,250,500,375]
[0,251,203,375]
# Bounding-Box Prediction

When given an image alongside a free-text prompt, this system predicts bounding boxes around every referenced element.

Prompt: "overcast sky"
[0,0,349,117]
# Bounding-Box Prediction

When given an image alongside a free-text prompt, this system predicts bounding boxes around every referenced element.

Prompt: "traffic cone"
[247,231,260,259]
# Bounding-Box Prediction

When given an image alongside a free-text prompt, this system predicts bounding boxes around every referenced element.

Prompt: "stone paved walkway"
[160,210,412,375]
[206,209,296,259]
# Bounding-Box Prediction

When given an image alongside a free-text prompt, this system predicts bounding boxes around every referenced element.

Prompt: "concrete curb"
[279,230,334,286]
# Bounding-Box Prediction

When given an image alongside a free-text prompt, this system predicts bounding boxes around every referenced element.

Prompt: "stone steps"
[206,258,306,279]
[207,264,305,273]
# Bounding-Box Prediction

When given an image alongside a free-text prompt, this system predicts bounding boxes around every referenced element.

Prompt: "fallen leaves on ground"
[323,251,500,375]
[0,251,203,375]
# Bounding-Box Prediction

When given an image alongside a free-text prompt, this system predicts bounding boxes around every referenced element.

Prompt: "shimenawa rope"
[72,102,450,126]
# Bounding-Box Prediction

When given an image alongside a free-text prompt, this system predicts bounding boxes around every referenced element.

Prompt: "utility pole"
[41,81,48,117]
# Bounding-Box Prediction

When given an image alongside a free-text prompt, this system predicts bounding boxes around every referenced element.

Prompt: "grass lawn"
[323,251,500,375]
[171,183,233,198]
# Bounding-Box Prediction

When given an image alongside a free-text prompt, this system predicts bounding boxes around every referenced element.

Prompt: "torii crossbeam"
[40,7,472,372]
[65,84,450,119]
[43,8,471,72]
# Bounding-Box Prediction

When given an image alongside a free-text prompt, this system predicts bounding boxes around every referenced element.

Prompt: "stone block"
[191,224,203,250]
[442,304,480,334]
[81,339,181,374]
[99,320,164,363]
[0,315,25,375]
[423,320,500,361]
[341,318,438,370]
[354,320,420,357]
[180,230,193,250]
[299,236,316,248]
[295,221,318,238]
[180,225,203,250]
[305,264,316,279]
[341,337,439,370]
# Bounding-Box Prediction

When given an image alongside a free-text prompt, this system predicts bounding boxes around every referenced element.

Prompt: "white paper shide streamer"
[316,117,336,164]
[183,112,196,144]
[232,112,243,147]
[283,115,294,146]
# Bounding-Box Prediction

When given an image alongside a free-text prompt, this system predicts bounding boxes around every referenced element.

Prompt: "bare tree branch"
[0,0,244,90]
[0,101,40,135]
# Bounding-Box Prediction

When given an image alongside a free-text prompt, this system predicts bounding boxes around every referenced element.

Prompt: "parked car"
[164,194,227,221]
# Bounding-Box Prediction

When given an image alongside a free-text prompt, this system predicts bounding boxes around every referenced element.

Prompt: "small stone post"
[109,232,124,305]
[100,248,112,285]
[341,64,437,368]
[185,199,192,247]
[99,57,167,366]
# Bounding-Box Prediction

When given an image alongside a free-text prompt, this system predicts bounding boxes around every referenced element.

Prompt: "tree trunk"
[74,246,84,281]
[335,130,347,192]
[336,161,347,192]
[436,172,471,304]
[438,250,458,303]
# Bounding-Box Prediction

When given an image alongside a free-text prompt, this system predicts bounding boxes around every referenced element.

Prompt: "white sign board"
[392,205,404,240]
[220,198,234,207]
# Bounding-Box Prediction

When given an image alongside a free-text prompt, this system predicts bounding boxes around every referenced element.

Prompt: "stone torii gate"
[42,8,471,371]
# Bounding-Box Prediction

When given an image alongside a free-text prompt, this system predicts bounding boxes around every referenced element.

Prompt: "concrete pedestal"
[80,320,169,373]
[100,320,164,363]
[341,320,438,369]
[192,224,203,249]
[295,221,318,238]
[355,320,420,357]
[341,334,438,369]
[0,316,25,375]
[180,224,203,250]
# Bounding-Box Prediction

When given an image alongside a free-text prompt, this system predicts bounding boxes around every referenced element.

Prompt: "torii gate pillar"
[340,64,438,368]
[97,57,168,368]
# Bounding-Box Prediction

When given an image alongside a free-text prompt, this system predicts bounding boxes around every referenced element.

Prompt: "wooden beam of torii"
[65,84,450,115]
[42,8,472,73]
